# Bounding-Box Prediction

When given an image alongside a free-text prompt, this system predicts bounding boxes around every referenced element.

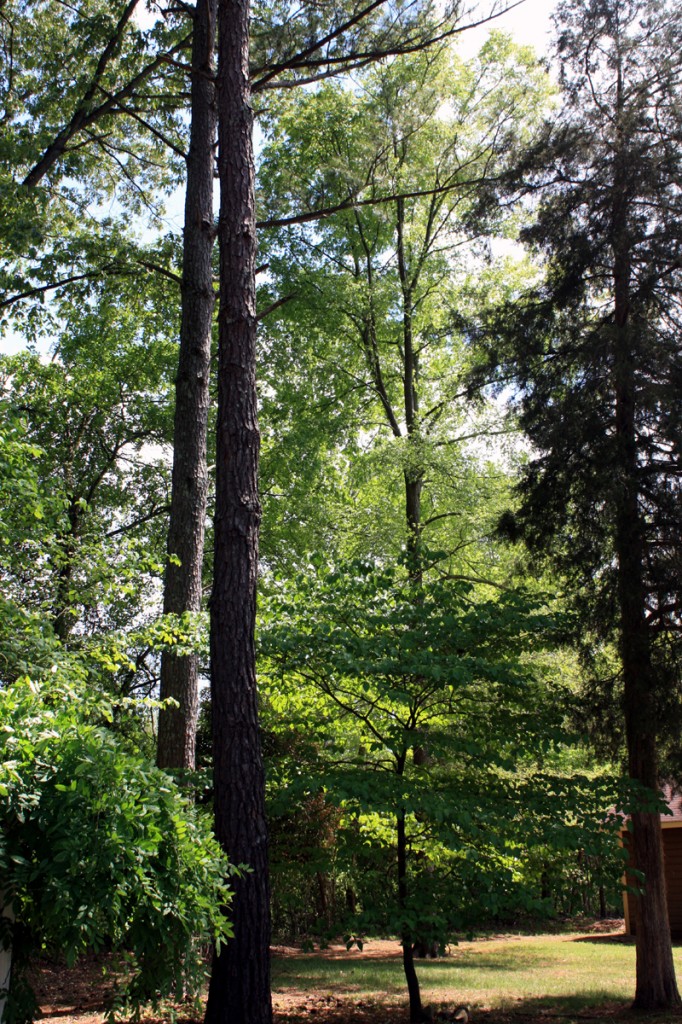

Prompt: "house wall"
[623,825,682,938]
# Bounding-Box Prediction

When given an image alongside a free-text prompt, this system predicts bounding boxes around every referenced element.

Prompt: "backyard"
[31,921,682,1024]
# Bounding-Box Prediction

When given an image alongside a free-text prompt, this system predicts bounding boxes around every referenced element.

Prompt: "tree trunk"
[598,884,607,920]
[53,499,80,642]
[612,188,680,1008]
[157,0,217,772]
[205,0,272,1021]
[404,469,423,566]
[395,195,425,573]
[0,896,14,1024]
[396,200,427,1021]
[619,564,677,1008]
[397,808,425,1022]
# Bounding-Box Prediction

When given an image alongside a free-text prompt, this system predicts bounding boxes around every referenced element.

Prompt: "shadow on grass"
[458,993,682,1023]
[272,952,538,989]
[274,989,682,1024]
[572,934,682,951]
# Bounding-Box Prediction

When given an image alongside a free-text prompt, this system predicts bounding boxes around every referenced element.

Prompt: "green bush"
[0,675,232,1022]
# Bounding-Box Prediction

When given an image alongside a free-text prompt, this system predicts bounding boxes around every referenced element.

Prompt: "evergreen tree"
[475,0,682,1008]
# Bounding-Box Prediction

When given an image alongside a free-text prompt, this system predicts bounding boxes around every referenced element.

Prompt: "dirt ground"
[27,926,682,1024]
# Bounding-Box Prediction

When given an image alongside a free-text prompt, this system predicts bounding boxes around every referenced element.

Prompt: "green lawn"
[272,932,682,1021]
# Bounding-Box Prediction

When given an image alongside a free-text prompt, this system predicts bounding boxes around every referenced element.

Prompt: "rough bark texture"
[615,353,680,1008]
[612,171,680,1008]
[157,0,217,772]
[204,0,272,1021]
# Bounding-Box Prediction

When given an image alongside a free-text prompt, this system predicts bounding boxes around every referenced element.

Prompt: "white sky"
[460,0,557,56]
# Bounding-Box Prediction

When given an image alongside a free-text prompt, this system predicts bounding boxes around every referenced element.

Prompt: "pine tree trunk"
[205,0,272,1021]
[157,0,217,772]
[612,209,680,1008]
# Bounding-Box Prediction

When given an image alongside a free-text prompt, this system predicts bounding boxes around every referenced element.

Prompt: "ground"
[28,922,682,1024]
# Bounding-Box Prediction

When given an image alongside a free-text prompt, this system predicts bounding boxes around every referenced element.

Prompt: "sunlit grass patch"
[272,931,682,1019]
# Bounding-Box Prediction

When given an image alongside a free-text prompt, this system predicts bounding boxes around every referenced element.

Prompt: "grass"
[272,931,682,1021]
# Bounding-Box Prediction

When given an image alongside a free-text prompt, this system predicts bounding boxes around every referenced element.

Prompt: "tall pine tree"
[477,0,682,1008]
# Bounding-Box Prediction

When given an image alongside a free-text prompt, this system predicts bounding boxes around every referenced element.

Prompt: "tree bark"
[396,195,424,571]
[157,0,217,772]
[617,462,678,1009]
[612,170,680,1008]
[52,499,80,643]
[0,895,14,1024]
[397,809,426,1023]
[205,0,272,1020]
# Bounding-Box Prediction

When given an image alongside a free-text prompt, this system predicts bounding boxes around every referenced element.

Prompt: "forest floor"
[30,921,682,1024]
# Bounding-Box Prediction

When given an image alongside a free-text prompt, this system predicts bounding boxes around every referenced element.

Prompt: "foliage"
[257,39,551,573]
[0,279,177,674]
[0,363,228,1023]
[0,0,189,340]
[0,408,68,682]
[469,0,682,765]
[261,559,622,947]
[0,672,233,1023]
[466,0,682,1007]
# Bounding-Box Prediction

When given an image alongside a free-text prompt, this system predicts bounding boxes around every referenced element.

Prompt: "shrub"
[0,675,232,1022]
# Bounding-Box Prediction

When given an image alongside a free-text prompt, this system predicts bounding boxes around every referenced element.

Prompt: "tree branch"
[0,271,105,310]
[251,0,528,93]
[135,258,182,284]
[257,174,489,230]
[250,0,389,91]
[100,90,188,159]
[22,32,192,187]
[255,293,296,321]
[106,504,171,538]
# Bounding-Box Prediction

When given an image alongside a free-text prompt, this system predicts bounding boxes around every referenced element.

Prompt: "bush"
[0,675,232,1022]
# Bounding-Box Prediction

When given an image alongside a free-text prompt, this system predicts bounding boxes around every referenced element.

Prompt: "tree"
[0,0,190,310]
[0,303,175,653]
[258,37,549,571]
[255,51,551,1017]
[473,0,682,1008]
[0,0,215,772]
[0,403,230,1024]
[206,3,268,1022]
[261,561,621,1020]
[208,5,545,1021]
[0,672,233,1023]
[156,0,218,772]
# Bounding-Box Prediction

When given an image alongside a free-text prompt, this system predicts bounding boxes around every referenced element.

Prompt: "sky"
[460,0,557,56]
